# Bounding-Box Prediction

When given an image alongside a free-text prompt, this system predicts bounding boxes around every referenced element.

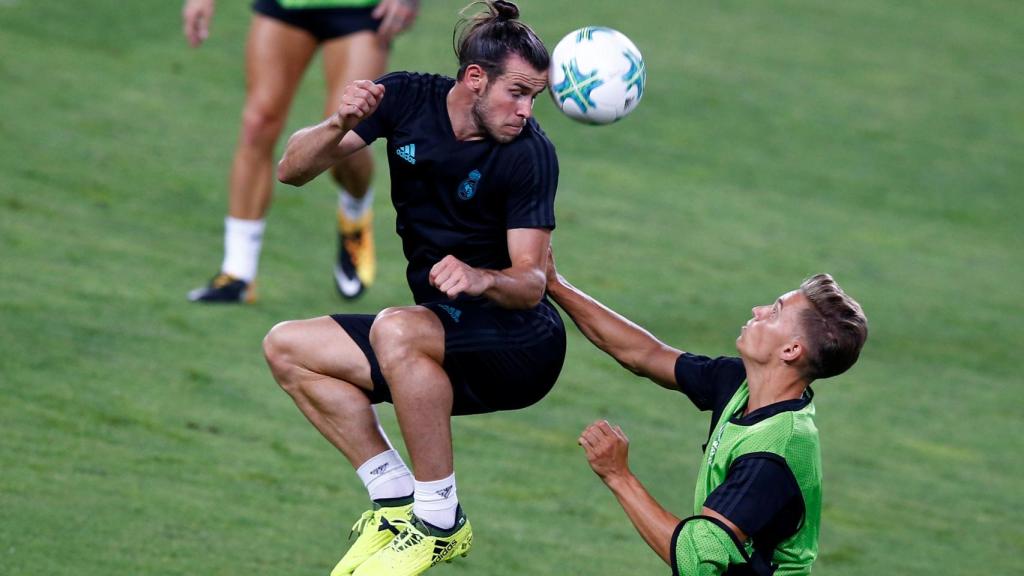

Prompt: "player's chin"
[492,125,523,143]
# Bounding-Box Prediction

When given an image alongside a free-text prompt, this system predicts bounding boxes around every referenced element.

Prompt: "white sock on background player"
[339,187,373,221]
[220,216,264,283]
[413,472,459,529]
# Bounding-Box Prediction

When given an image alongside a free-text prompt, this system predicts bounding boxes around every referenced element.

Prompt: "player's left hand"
[579,420,631,483]
[430,255,494,300]
[182,0,215,48]
[544,245,562,290]
[373,0,419,45]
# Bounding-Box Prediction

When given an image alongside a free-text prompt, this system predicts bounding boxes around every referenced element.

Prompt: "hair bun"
[492,0,519,21]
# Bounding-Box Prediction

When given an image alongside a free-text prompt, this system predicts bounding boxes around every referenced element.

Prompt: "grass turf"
[1,0,1021,574]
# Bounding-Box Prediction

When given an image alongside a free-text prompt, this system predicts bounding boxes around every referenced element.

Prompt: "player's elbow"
[523,269,547,307]
[614,344,658,378]
[276,158,307,187]
[615,352,647,376]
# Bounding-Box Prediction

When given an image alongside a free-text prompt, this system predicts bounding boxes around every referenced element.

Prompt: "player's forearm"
[277,119,346,186]
[481,266,546,309]
[547,276,661,375]
[604,472,680,565]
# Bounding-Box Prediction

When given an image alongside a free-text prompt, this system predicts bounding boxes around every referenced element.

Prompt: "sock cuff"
[414,472,457,506]
[356,449,407,485]
[338,188,374,220]
[224,216,266,234]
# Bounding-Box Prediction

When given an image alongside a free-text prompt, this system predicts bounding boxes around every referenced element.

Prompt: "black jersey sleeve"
[673,353,746,412]
[503,130,558,230]
[703,453,804,551]
[352,72,413,145]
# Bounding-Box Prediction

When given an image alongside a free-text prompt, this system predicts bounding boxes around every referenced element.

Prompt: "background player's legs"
[370,307,462,530]
[322,32,389,298]
[189,15,316,303]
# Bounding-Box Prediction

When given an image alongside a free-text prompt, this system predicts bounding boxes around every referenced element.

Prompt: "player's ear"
[781,339,803,364]
[464,64,487,94]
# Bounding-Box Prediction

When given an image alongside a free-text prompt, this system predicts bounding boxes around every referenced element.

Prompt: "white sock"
[220,216,265,282]
[356,449,413,502]
[338,187,374,221]
[413,473,458,530]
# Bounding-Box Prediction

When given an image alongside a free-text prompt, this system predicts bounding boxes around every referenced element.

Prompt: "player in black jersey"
[263,2,560,574]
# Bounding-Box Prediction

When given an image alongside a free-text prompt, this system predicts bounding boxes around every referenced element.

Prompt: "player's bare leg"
[263,317,416,576]
[323,32,389,299]
[370,307,454,481]
[189,15,316,303]
[355,307,473,576]
[263,316,389,464]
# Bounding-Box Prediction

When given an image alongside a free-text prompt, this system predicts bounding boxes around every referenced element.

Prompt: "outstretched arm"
[546,248,682,389]
[277,80,382,186]
[429,228,549,309]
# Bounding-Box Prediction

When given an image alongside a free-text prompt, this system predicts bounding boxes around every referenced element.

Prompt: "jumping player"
[183,0,420,303]
[262,2,563,574]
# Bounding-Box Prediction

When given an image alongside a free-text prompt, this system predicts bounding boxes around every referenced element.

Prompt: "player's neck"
[742,361,807,415]
[447,85,485,141]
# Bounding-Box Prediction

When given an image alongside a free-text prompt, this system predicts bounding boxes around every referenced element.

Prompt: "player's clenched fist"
[334,80,385,132]
[429,255,494,300]
[579,420,631,483]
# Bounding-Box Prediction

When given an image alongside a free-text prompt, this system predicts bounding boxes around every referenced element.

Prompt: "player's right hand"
[334,80,385,132]
[182,0,215,48]
[579,420,631,483]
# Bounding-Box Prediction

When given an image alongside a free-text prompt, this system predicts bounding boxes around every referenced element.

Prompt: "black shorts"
[252,0,380,42]
[331,298,566,416]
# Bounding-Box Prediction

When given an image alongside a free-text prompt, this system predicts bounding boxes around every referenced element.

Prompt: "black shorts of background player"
[182,0,419,304]
[262,2,561,574]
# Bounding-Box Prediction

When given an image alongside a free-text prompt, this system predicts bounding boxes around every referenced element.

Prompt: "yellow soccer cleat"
[331,501,414,576]
[353,508,473,576]
[335,209,376,300]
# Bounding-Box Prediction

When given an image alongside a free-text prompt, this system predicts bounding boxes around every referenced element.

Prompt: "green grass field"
[2,1,1022,574]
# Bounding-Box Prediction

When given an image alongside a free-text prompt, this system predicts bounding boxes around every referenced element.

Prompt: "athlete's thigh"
[321,31,390,115]
[421,301,568,415]
[280,315,374,391]
[244,14,318,113]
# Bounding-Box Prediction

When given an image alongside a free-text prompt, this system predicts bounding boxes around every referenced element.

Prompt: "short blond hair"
[798,274,868,380]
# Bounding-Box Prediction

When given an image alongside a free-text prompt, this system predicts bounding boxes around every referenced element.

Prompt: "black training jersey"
[353,72,559,304]
[673,353,809,565]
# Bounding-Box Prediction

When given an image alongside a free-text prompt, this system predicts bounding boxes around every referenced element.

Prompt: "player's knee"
[370,307,433,366]
[240,105,285,148]
[263,320,301,384]
[370,308,413,350]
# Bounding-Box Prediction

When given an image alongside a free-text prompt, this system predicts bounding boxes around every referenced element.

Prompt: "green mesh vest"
[694,382,822,575]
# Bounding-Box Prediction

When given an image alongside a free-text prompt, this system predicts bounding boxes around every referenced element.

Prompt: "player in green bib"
[546,256,868,575]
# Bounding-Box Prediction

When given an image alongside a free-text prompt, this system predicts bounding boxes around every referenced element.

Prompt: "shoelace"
[348,509,376,541]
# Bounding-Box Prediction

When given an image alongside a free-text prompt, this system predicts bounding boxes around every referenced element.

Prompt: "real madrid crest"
[458,169,481,200]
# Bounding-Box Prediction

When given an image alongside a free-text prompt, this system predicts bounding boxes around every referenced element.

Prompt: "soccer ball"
[549,27,646,125]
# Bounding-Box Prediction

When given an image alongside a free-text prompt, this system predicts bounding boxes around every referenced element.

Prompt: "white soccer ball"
[549,27,647,125]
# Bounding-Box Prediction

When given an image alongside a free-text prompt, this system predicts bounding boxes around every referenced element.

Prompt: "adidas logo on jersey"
[396,143,416,164]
